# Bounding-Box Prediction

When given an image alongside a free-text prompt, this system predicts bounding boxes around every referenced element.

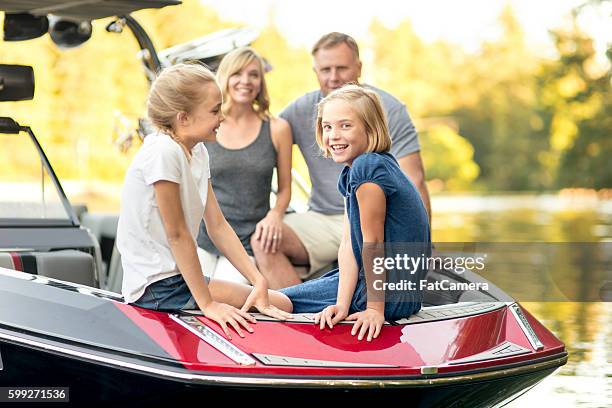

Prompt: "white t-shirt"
[117,132,210,303]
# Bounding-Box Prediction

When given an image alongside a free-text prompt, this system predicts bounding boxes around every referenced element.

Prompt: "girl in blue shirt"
[281,84,430,341]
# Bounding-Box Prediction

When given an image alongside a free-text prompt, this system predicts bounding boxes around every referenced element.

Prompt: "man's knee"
[279,223,309,263]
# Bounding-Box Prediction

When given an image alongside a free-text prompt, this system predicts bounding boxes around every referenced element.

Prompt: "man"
[252,32,431,289]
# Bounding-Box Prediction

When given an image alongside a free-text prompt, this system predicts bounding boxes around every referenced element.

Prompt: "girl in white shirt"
[117,63,292,339]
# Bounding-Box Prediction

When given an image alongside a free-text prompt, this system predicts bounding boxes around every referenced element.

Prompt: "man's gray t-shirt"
[280,85,420,214]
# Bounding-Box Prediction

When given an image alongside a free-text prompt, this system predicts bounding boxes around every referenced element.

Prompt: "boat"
[0,2,567,406]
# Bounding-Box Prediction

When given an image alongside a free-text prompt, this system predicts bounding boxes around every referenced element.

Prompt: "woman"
[197,47,292,284]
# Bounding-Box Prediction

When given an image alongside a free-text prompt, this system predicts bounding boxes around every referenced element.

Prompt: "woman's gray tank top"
[197,120,276,256]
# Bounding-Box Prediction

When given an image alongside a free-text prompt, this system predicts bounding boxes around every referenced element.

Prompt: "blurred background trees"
[538,20,611,189]
[0,1,609,191]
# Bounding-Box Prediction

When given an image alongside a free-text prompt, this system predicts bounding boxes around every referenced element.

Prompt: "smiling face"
[321,99,369,166]
[177,82,223,146]
[313,43,362,96]
[227,60,262,105]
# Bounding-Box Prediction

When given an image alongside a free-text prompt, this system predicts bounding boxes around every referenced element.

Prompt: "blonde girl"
[117,63,292,339]
[280,84,430,341]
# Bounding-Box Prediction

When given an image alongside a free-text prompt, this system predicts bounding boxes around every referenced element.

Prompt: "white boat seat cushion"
[0,250,96,287]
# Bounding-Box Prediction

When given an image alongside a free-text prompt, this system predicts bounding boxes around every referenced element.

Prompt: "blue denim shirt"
[338,152,431,317]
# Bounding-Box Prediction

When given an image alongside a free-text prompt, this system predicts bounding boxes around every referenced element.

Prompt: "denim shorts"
[280,268,422,320]
[133,274,209,311]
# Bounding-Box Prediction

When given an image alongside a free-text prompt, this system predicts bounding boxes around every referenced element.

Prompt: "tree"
[252,23,317,115]
[420,125,480,190]
[538,14,611,188]
[369,7,549,191]
[452,6,549,191]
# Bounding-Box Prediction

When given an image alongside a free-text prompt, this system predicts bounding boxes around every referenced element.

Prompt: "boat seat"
[0,252,16,270]
[106,243,123,294]
[0,250,96,287]
[80,213,119,279]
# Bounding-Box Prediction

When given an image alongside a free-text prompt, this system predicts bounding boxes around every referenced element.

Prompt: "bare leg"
[251,223,308,289]
[208,279,293,313]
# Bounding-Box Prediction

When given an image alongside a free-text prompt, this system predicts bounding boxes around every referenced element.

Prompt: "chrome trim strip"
[0,331,567,388]
[252,353,397,368]
[509,304,544,351]
[396,302,507,325]
[0,345,3,371]
[170,315,256,366]
[448,341,531,365]
[208,302,508,326]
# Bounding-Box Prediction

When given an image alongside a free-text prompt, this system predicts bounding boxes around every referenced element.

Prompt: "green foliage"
[369,18,462,118]
[537,21,612,189]
[447,6,552,191]
[369,4,609,190]
[134,2,233,49]
[0,12,150,180]
[421,125,480,190]
[253,25,317,115]
[367,7,552,191]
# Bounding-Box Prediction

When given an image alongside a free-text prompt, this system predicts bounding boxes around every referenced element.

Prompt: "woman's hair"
[216,47,270,120]
[147,62,218,134]
[315,84,391,158]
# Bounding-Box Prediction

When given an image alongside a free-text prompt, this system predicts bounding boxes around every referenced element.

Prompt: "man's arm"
[383,98,431,225]
[397,152,432,225]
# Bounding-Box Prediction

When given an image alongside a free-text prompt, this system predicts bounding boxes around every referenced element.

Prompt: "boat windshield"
[0,132,72,225]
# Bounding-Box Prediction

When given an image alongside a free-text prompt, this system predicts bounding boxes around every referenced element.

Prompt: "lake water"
[431,194,611,408]
[66,185,611,407]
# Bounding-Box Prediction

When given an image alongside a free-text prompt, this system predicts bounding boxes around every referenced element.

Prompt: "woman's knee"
[250,234,263,256]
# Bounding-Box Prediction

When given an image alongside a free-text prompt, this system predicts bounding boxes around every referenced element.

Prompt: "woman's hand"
[314,304,349,330]
[241,278,293,320]
[202,301,257,340]
[253,211,284,253]
[346,308,385,341]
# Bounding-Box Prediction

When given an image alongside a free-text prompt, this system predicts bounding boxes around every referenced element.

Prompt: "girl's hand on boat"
[346,309,385,341]
[203,301,256,340]
[241,280,293,320]
[254,211,283,253]
[314,304,348,330]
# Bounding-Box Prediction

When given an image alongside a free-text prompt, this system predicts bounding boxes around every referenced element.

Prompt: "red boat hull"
[116,302,565,379]
[0,271,567,406]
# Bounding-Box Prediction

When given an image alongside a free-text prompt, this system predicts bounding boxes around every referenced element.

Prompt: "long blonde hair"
[315,84,391,158]
[216,47,270,120]
[147,62,218,134]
